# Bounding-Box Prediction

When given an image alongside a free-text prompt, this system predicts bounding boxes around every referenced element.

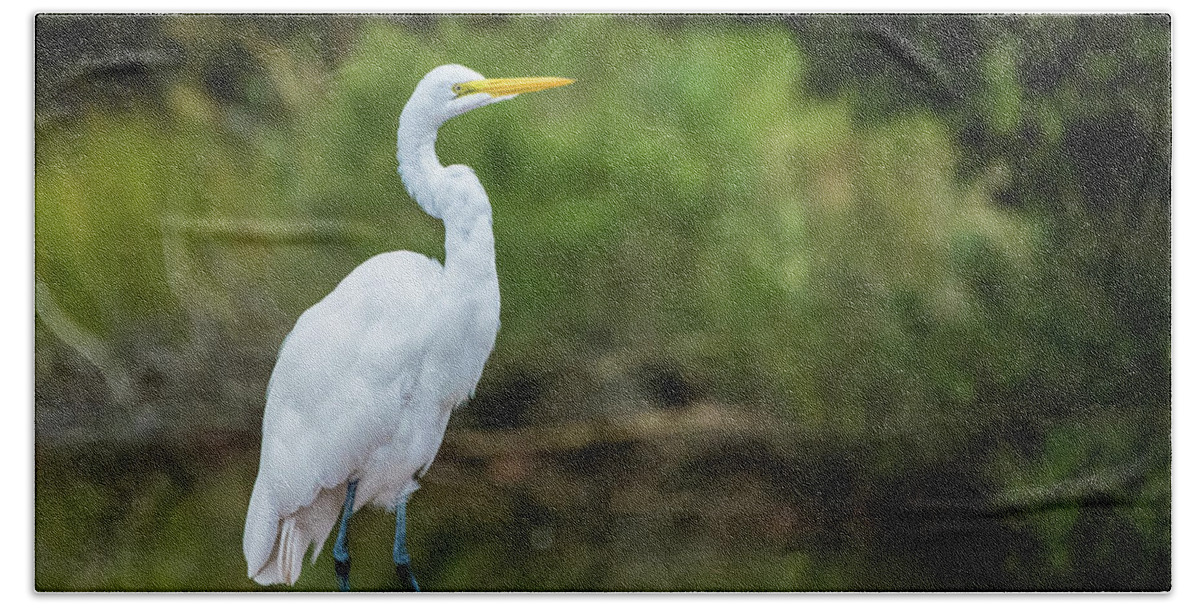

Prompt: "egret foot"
[334,558,351,592]
[395,560,420,592]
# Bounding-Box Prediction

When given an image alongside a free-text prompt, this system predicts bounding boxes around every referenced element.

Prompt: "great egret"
[242,64,573,591]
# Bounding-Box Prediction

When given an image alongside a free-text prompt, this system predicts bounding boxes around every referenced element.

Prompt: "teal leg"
[333,480,358,592]
[393,497,419,592]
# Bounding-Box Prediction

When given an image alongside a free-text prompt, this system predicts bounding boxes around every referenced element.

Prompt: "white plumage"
[243,64,572,586]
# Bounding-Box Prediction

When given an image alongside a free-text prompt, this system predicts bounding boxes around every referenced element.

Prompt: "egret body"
[242,64,572,590]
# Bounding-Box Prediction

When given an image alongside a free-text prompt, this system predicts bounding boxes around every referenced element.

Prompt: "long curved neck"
[396,113,497,283]
[396,112,441,208]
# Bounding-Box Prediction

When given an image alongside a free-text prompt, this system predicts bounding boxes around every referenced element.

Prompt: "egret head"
[397,65,573,218]
[402,64,574,129]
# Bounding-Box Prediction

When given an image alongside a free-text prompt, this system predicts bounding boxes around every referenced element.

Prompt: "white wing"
[244,250,443,584]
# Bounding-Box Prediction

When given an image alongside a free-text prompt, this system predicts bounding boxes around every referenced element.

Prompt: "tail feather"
[279,518,302,585]
[244,483,346,585]
[243,490,280,581]
[302,486,342,564]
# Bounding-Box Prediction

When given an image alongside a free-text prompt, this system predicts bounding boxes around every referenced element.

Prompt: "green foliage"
[35,14,1169,591]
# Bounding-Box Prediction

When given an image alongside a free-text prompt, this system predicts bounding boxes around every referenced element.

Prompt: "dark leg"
[333,479,358,592]
[393,496,419,592]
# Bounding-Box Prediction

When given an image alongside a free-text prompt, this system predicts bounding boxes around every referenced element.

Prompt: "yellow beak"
[453,76,575,98]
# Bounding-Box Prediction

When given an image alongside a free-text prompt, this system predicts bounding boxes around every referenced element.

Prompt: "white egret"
[242,64,573,591]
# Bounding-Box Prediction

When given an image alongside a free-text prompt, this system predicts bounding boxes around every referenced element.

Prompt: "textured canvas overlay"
[34,14,1170,591]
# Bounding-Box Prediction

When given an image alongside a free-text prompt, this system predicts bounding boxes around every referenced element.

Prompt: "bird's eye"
[452,84,463,95]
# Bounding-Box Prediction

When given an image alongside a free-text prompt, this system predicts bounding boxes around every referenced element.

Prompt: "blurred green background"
[34,14,1170,591]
